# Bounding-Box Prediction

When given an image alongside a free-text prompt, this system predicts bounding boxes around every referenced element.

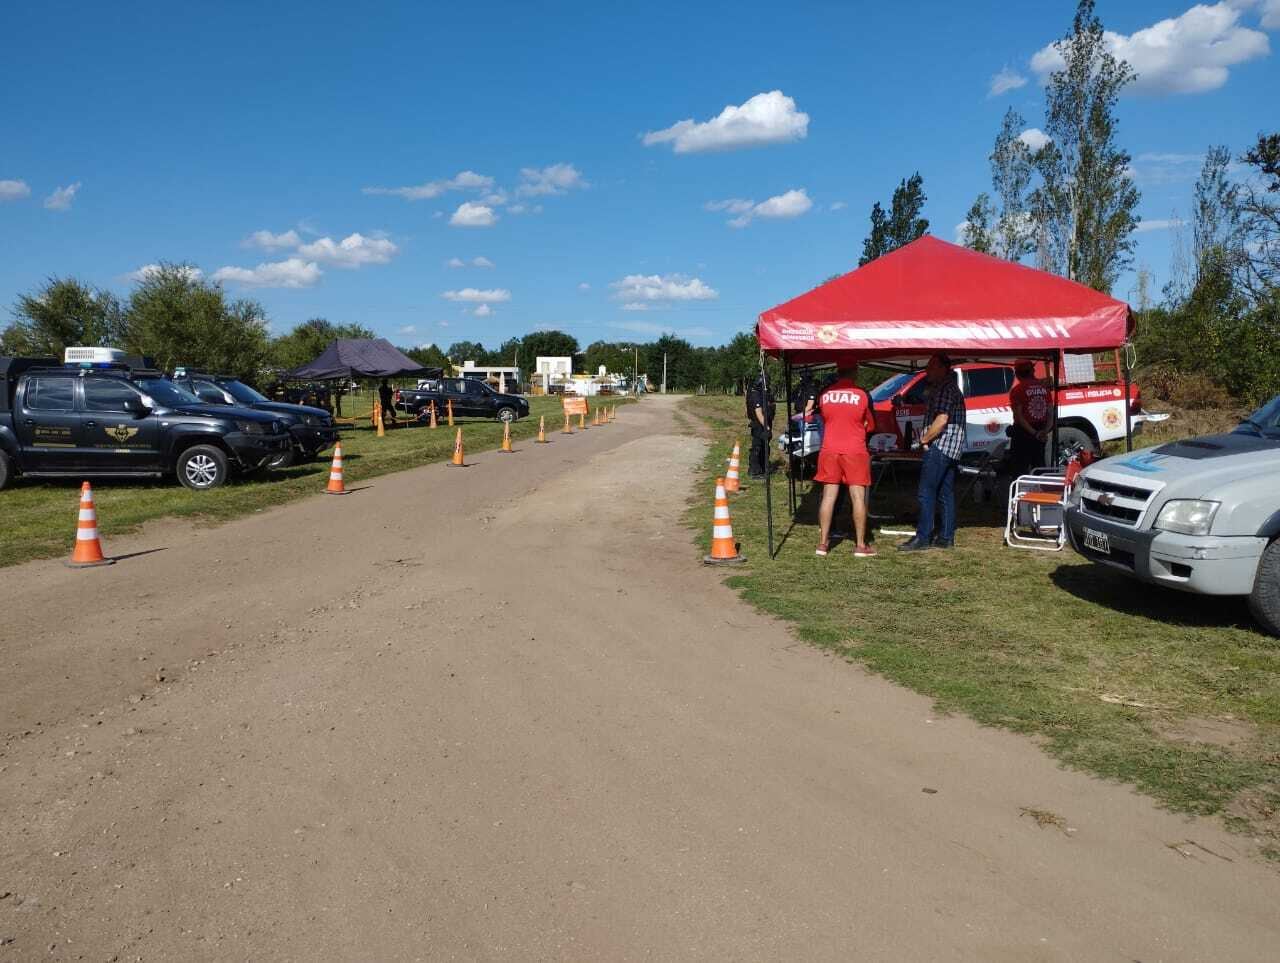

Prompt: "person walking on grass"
[899,354,966,552]
[805,357,877,558]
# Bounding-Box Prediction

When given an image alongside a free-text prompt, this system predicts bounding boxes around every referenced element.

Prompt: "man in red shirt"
[1008,360,1052,477]
[805,358,877,557]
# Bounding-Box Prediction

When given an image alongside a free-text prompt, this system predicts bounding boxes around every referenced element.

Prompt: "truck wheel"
[1048,426,1096,465]
[0,450,11,491]
[1248,539,1280,639]
[267,447,296,470]
[496,407,516,423]
[177,445,229,491]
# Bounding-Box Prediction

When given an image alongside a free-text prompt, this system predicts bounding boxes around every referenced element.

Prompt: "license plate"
[1083,528,1110,555]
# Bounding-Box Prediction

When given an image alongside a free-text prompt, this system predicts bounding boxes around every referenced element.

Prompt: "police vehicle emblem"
[106,425,139,444]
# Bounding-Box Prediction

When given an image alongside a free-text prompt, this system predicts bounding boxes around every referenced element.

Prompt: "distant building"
[456,360,521,393]
[534,356,572,393]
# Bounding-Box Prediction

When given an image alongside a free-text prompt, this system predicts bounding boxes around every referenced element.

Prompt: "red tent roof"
[757,236,1132,360]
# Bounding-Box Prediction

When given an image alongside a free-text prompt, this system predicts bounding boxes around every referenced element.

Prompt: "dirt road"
[2,394,1278,961]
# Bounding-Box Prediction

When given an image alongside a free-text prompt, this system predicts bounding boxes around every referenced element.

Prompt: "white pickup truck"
[1064,394,1280,637]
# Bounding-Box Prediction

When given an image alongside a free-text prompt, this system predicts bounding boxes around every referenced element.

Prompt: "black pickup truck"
[0,358,291,491]
[395,377,528,423]
[170,370,337,467]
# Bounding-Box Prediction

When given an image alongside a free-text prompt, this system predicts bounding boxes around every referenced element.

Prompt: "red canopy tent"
[753,236,1136,556]
[757,235,1133,361]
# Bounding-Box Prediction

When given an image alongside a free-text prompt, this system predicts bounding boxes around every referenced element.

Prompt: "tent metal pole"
[785,357,796,518]
[760,350,775,560]
[1051,354,1060,468]
[1123,353,1134,452]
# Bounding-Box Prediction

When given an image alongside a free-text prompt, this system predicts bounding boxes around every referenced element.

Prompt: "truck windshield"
[1239,396,1280,436]
[870,372,913,402]
[132,377,202,407]
[222,380,270,405]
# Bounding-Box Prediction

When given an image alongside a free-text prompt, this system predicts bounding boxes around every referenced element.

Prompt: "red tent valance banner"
[757,236,1133,360]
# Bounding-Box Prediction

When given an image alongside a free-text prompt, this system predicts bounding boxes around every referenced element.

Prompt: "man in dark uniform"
[746,374,775,480]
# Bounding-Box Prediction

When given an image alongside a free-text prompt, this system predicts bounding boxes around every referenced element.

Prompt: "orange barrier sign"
[562,396,588,416]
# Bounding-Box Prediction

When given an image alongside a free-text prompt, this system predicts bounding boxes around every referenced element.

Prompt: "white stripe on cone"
[77,528,99,540]
[712,525,733,538]
[79,509,95,521]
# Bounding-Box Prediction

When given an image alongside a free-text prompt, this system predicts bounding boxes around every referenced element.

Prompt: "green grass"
[0,395,631,568]
[682,395,1280,853]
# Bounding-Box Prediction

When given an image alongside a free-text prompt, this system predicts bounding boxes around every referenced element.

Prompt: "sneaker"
[815,542,830,557]
[897,538,932,552]
[853,544,878,558]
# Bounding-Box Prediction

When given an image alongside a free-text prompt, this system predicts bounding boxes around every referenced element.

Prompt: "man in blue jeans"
[899,354,966,551]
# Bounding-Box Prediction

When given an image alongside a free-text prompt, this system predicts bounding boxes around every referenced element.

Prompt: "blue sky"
[2,0,1276,349]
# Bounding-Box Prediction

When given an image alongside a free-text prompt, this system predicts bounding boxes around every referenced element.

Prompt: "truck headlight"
[1154,499,1220,536]
[235,420,267,435]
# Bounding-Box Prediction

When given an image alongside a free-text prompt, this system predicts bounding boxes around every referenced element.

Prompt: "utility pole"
[661,353,667,394]
[634,347,639,397]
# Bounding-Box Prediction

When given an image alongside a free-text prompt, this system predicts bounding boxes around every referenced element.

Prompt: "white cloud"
[472,256,495,268]
[506,202,542,215]
[1263,0,1280,29]
[212,258,322,289]
[244,229,302,250]
[610,273,718,305]
[1136,217,1188,233]
[0,179,31,202]
[830,201,847,211]
[1128,152,1205,185]
[707,189,812,228]
[398,324,417,335]
[450,201,498,227]
[441,288,511,304]
[296,232,398,268]
[1018,128,1051,152]
[988,67,1029,97]
[362,170,494,201]
[127,263,205,283]
[621,302,649,312]
[517,162,587,196]
[446,256,466,268]
[472,304,493,318]
[578,282,591,291]
[44,182,81,212]
[1031,2,1271,95]
[438,321,450,328]
[643,90,809,153]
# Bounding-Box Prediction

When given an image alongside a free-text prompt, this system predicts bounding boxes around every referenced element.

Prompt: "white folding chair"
[1005,473,1068,551]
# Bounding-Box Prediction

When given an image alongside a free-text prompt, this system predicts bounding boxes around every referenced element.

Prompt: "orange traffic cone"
[67,482,113,567]
[724,441,745,493]
[374,401,386,438]
[704,477,745,565]
[500,420,514,453]
[562,410,574,434]
[325,443,349,494]
[536,415,548,443]
[428,401,438,429]
[580,409,589,430]
[449,428,466,466]
[609,406,616,422]
[447,399,455,427]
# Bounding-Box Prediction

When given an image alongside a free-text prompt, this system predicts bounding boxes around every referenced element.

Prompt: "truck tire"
[177,444,229,491]
[496,406,516,423]
[1248,539,1280,639]
[0,450,11,491]
[1048,425,1096,465]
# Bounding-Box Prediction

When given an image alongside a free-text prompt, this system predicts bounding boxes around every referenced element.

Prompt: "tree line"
[0,263,767,393]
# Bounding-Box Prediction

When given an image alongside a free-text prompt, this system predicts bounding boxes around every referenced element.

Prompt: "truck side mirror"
[125,397,149,416]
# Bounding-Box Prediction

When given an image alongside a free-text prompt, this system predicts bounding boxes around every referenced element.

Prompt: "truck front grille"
[1078,471,1161,529]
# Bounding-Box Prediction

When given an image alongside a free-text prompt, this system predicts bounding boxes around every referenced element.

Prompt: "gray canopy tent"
[283,338,439,417]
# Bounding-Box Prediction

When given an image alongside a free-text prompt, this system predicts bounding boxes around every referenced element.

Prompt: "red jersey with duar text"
[1010,380,1052,429]
[818,378,875,454]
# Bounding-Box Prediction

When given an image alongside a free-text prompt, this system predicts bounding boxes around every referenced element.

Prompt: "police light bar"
[64,346,127,365]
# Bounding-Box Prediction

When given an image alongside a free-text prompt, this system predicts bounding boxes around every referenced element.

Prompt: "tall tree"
[960,194,996,254]
[1236,131,1280,298]
[1192,145,1242,281]
[989,109,1036,261]
[520,329,579,363]
[1032,0,1140,293]
[123,264,270,379]
[859,202,890,266]
[444,340,487,363]
[859,174,929,265]
[2,277,125,356]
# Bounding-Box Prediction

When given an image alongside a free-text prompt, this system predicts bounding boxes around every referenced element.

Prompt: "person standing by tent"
[899,354,966,552]
[745,374,775,480]
[805,357,877,558]
[378,378,394,424]
[1008,359,1051,476]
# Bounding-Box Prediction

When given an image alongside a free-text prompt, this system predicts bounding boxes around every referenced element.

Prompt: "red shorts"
[815,450,871,486]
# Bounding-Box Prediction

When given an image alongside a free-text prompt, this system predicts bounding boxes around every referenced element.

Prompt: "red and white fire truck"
[867,350,1164,460]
